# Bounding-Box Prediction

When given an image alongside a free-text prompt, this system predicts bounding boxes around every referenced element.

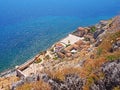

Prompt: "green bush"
[84,37,90,41]
[97,48,102,56]
[106,55,117,61]
[53,56,58,60]
[90,26,96,34]
[87,77,94,86]
[45,55,50,60]
[35,58,42,63]
[66,44,71,47]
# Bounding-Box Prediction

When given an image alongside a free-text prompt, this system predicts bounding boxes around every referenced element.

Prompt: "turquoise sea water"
[0,0,120,72]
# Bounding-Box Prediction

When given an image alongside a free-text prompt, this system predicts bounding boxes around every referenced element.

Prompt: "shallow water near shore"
[0,0,120,72]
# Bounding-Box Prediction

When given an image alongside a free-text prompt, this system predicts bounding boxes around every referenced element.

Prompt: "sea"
[0,0,120,72]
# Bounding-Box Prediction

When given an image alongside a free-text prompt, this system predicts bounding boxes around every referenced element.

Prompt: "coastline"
[0,29,75,77]
[0,16,114,78]
[0,54,40,77]
[0,24,103,77]
[0,68,16,77]
[1,15,120,90]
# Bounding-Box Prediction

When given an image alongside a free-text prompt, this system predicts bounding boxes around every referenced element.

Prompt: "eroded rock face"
[109,40,120,53]
[109,16,120,31]
[93,29,105,39]
[41,74,84,90]
[90,59,120,90]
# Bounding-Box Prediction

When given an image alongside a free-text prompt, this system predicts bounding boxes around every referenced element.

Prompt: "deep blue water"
[0,0,120,72]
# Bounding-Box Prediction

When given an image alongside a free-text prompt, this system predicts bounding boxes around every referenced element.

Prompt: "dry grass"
[0,76,19,90]
[96,31,120,60]
[98,31,120,54]
[113,86,120,90]
[16,80,51,90]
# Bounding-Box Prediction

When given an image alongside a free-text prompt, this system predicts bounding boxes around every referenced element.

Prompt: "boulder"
[93,29,105,39]
[116,40,120,47]
[41,74,51,82]
[77,27,85,31]
[94,39,102,47]
[110,40,120,52]
[57,52,65,58]
[66,53,72,57]
[75,40,83,47]
[76,27,86,37]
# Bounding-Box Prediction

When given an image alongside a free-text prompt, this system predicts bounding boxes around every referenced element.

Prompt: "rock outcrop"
[109,16,120,31]
[91,59,120,90]
[42,74,84,90]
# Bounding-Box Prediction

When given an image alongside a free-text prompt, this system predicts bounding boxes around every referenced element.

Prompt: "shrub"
[84,37,90,41]
[66,44,71,47]
[90,26,96,34]
[35,58,42,63]
[97,48,102,56]
[106,55,117,61]
[16,80,51,90]
[53,56,58,60]
[45,55,50,60]
[106,55,120,61]
[87,77,94,86]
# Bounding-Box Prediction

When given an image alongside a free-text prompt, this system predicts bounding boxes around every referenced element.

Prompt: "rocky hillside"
[1,16,120,90]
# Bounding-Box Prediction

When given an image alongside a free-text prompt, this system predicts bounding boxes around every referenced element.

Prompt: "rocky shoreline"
[0,69,16,77]
[1,16,120,90]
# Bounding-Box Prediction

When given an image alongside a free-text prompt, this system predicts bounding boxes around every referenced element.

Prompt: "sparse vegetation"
[106,53,120,61]
[113,86,120,90]
[35,58,42,63]
[16,80,51,90]
[66,44,71,47]
[106,55,117,61]
[90,26,96,34]
[84,37,90,41]
[97,48,102,56]
[0,76,19,90]
[45,55,50,60]
[53,56,58,60]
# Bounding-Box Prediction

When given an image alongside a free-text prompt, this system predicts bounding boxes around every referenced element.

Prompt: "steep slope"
[2,16,120,90]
